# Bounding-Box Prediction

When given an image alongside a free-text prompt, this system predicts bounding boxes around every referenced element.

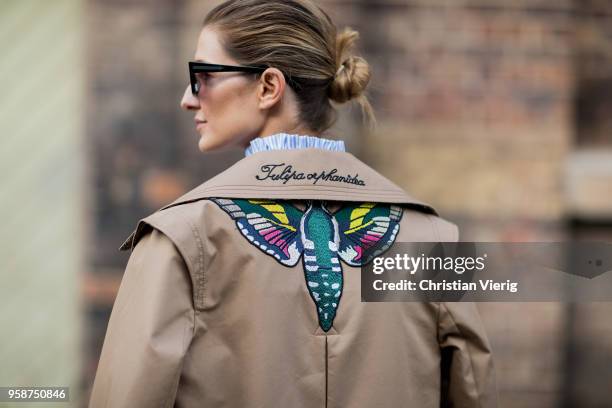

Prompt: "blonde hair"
[203,0,376,133]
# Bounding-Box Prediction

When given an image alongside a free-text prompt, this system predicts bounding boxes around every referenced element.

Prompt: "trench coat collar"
[119,148,438,251]
[160,148,436,214]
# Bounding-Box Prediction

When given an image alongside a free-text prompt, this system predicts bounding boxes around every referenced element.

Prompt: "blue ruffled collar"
[244,132,346,156]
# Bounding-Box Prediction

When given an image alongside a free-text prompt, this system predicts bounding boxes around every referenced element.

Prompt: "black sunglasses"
[189,61,267,95]
[189,61,311,95]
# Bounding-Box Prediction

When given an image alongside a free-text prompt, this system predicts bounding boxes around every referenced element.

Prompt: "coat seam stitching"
[197,187,405,194]
[188,219,206,310]
[325,335,328,408]
[196,183,395,189]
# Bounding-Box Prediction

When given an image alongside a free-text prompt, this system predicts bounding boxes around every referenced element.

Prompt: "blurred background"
[1,0,611,406]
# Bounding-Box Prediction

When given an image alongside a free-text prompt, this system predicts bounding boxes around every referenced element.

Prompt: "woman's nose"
[180,85,200,110]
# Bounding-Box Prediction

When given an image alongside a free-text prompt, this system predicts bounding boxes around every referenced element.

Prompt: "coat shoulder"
[397,206,459,243]
[116,200,215,311]
[119,199,218,251]
[427,213,459,242]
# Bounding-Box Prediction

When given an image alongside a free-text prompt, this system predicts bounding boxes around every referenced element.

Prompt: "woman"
[90,1,498,407]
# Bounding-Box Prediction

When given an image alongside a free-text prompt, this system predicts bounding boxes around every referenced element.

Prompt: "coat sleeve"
[89,228,195,408]
[430,216,498,406]
[438,301,498,407]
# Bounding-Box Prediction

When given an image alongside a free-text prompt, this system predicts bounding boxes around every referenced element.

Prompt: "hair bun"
[328,28,371,104]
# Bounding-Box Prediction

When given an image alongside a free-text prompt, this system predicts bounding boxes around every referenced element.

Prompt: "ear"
[257,67,286,110]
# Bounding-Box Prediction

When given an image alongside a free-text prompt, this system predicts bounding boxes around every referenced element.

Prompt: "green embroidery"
[210,198,403,332]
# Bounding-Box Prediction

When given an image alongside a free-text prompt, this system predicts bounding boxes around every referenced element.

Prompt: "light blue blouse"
[244,132,346,156]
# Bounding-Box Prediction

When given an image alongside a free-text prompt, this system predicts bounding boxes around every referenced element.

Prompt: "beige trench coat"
[89,148,498,407]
